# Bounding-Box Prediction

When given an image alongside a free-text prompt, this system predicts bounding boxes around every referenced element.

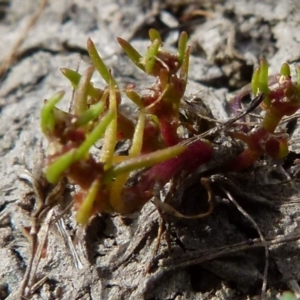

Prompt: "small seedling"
[39,29,300,299]
[226,59,300,171]
[41,29,213,225]
[41,29,300,226]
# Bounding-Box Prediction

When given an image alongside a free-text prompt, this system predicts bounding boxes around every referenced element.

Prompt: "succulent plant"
[41,28,300,225]
[226,59,300,171]
[41,29,213,224]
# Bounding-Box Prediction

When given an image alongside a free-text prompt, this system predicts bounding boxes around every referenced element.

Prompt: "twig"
[140,231,300,298]
[219,185,269,297]
[18,170,66,299]
[151,178,214,219]
[161,231,300,270]
[28,209,54,289]
[184,93,264,144]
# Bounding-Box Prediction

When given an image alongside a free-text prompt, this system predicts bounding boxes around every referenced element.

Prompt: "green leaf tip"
[149,28,162,43]
[87,38,116,86]
[75,91,108,127]
[74,66,95,115]
[76,179,101,225]
[251,67,260,96]
[280,291,297,300]
[178,31,188,64]
[40,91,65,135]
[258,58,269,94]
[60,68,99,98]
[280,63,291,77]
[145,38,160,74]
[117,37,144,71]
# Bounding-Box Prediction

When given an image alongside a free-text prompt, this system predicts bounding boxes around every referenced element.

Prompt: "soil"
[1,0,300,299]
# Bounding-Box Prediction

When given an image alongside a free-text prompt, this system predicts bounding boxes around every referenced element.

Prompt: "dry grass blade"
[0,0,49,79]
[56,217,86,270]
